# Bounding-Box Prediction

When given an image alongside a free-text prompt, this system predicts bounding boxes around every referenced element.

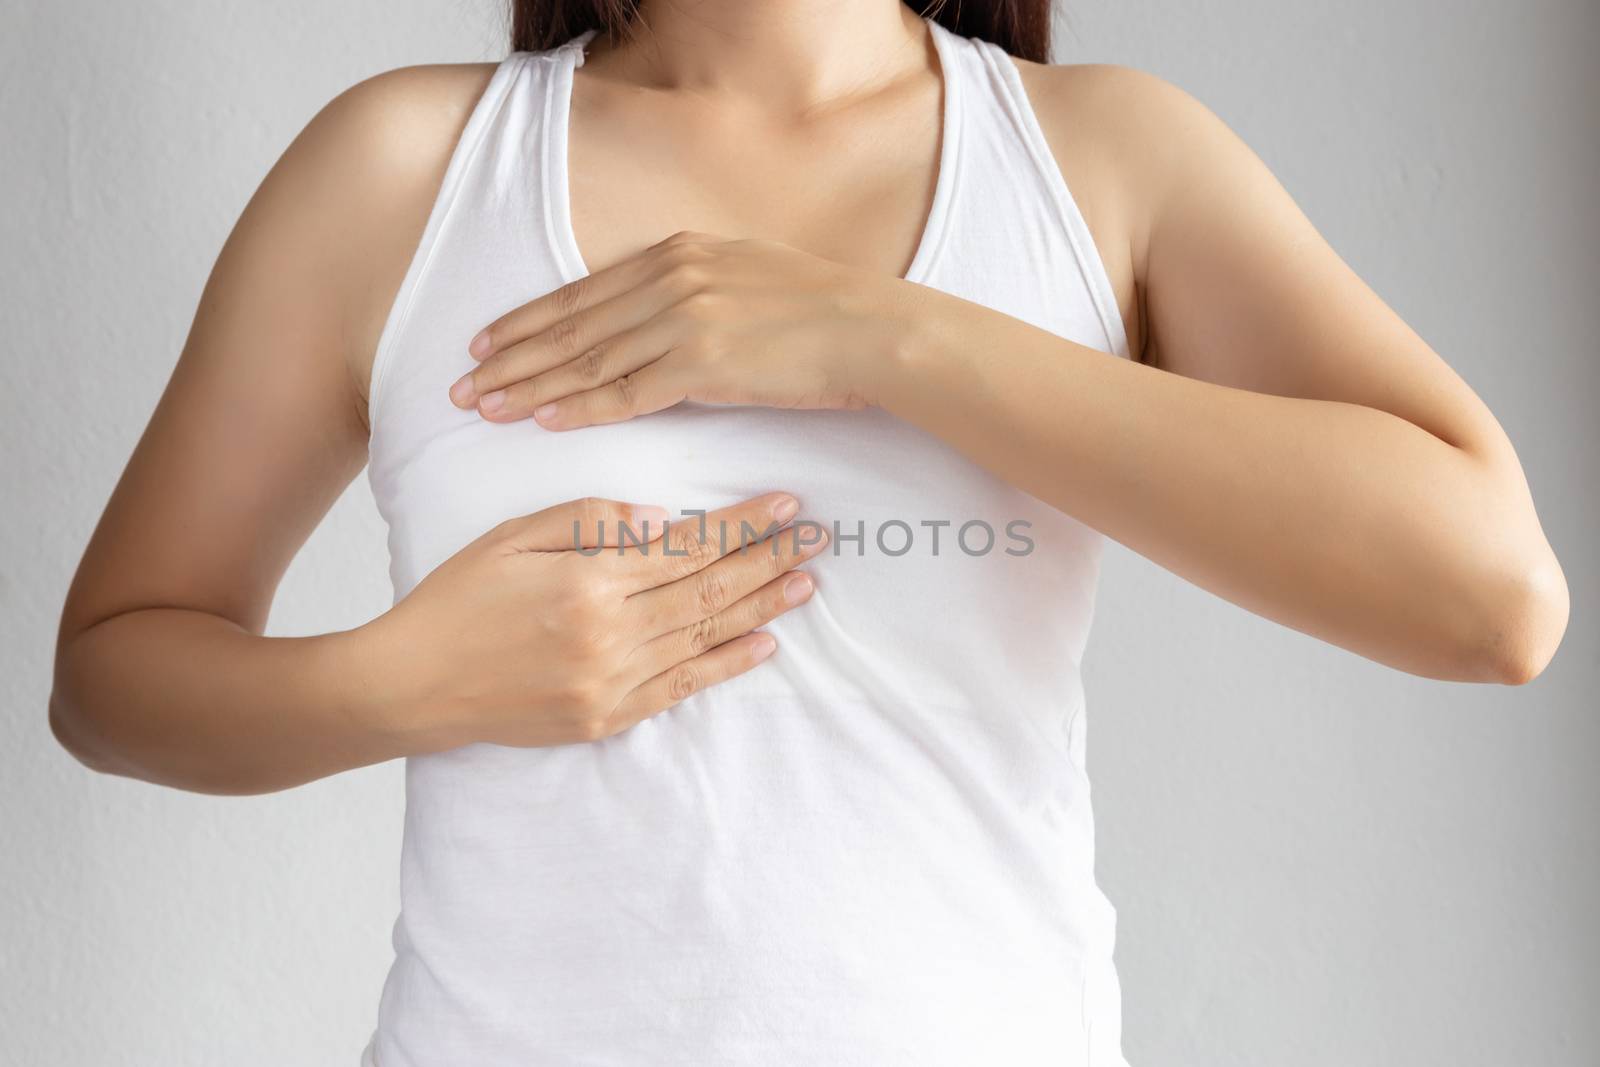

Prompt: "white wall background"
[2,1,1594,1064]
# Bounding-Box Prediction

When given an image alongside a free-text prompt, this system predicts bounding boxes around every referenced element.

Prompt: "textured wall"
[2,1,1594,1064]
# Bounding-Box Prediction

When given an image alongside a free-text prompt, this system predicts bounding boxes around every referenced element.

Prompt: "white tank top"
[362,18,1133,1067]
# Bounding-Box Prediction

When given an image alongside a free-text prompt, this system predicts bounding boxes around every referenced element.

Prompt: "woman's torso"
[360,20,1134,1066]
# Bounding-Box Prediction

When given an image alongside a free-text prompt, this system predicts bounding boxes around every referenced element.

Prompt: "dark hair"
[509,0,1054,63]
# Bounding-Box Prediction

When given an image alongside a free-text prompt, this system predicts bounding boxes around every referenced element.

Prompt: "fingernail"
[468,329,492,359]
[449,376,476,407]
[479,389,506,413]
[783,572,814,605]
[801,529,831,556]
[749,633,777,660]
[631,504,670,528]
[533,402,560,424]
[772,494,799,523]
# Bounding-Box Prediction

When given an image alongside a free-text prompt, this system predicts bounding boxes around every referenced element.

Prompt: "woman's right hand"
[363,492,826,751]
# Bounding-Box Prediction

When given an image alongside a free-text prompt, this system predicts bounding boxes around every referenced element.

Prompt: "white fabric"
[362,18,1133,1066]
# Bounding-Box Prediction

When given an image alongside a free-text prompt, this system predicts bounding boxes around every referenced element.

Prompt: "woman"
[50,0,1569,1063]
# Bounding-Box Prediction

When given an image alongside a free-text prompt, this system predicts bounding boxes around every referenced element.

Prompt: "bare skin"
[450,3,1568,682]
[51,0,1568,797]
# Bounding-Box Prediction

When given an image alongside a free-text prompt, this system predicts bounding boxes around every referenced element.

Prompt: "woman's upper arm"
[1022,61,1567,664]
[1105,67,1519,461]
[60,64,494,641]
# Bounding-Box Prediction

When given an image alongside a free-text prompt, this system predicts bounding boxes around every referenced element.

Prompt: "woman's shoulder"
[1009,56,1226,217]
[1009,57,1217,146]
[1007,58,1265,364]
[282,60,511,413]
[293,60,507,218]
[1010,56,1276,233]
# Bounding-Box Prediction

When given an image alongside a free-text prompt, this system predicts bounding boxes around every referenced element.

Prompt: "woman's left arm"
[880,67,1570,686]
[451,67,1568,685]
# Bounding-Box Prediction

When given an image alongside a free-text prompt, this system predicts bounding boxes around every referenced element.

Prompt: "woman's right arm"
[49,66,818,796]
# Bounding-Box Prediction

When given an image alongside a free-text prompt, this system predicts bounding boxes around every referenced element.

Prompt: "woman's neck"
[586,0,931,115]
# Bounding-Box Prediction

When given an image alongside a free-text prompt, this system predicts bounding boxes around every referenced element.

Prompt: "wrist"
[849,279,920,409]
[859,279,956,414]
[320,615,460,761]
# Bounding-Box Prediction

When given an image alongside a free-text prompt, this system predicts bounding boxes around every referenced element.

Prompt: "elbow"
[1469,551,1570,686]
[48,635,129,778]
[48,686,121,776]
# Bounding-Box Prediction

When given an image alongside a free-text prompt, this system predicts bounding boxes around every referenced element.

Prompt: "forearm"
[49,608,415,795]
[875,293,1564,684]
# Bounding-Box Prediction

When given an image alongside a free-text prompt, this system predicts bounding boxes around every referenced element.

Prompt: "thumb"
[492,496,671,553]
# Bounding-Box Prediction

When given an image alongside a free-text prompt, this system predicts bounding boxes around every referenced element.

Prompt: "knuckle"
[572,495,607,527]
[685,615,720,655]
[557,675,602,713]
[553,276,587,316]
[669,525,717,570]
[562,585,610,632]
[694,569,730,615]
[664,260,709,293]
[691,529,720,563]
[664,230,707,249]
[611,372,637,412]
[548,313,582,357]
[666,663,700,703]
[574,710,612,742]
[569,496,616,544]
[680,289,720,314]
[664,524,692,557]
[576,344,608,383]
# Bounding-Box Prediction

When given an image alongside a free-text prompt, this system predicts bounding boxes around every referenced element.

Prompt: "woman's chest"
[373,396,1108,701]
[376,398,1075,595]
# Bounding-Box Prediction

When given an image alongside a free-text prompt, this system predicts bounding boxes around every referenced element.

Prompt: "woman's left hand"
[448,231,927,428]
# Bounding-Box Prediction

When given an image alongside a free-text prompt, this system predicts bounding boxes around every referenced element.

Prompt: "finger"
[614,492,801,586]
[464,230,725,360]
[473,316,680,424]
[489,496,672,553]
[628,568,814,681]
[467,260,650,363]
[629,520,829,639]
[530,358,687,430]
[452,282,683,413]
[607,631,778,733]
